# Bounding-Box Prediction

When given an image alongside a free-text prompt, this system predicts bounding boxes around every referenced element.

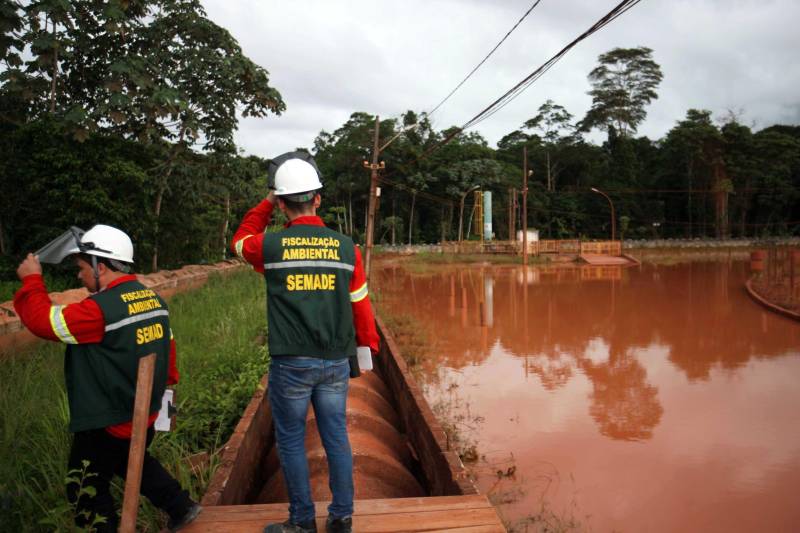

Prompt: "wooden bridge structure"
[446,239,639,267]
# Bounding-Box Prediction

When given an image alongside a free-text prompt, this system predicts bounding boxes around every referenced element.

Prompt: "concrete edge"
[744,277,800,322]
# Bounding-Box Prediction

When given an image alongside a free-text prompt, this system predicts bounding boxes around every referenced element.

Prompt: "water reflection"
[375,261,799,442]
[374,259,800,532]
[580,350,663,441]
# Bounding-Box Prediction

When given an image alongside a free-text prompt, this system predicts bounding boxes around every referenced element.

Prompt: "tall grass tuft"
[0,270,268,531]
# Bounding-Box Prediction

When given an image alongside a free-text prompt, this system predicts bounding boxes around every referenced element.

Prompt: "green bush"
[0,270,268,531]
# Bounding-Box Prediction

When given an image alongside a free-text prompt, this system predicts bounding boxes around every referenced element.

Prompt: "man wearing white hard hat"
[232,151,379,533]
[13,224,201,532]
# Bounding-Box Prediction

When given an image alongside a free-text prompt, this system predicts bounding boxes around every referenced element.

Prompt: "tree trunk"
[50,18,58,113]
[546,151,552,191]
[348,190,353,235]
[151,178,167,272]
[408,193,416,244]
[0,219,6,255]
[221,191,230,260]
[448,203,454,241]
[458,197,465,243]
[440,206,445,243]
[151,133,185,272]
[391,196,396,245]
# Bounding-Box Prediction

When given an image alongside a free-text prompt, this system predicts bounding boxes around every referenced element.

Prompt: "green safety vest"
[262,224,357,359]
[65,280,169,433]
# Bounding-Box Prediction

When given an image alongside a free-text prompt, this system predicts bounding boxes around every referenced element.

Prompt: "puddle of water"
[373,260,800,532]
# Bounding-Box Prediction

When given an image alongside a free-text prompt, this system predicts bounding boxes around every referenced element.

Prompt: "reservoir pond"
[373,259,800,532]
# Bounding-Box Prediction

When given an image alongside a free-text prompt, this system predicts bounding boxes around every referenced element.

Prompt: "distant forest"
[2,2,799,276]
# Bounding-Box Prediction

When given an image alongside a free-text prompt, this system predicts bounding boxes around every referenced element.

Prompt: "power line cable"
[376,174,455,206]
[463,0,643,130]
[427,0,544,117]
[378,1,544,154]
[420,0,643,160]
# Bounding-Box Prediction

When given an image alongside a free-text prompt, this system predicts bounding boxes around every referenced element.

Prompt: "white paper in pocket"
[356,346,373,371]
[155,389,174,432]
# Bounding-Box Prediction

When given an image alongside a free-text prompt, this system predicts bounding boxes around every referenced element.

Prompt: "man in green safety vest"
[232,151,379,533]
[14,224,201,532]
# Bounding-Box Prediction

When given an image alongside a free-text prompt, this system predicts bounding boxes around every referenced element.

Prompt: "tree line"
[2,2,799,279]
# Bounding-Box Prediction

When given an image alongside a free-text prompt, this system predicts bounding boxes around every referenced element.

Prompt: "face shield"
[35,227,129,293]
[35,227,86,264]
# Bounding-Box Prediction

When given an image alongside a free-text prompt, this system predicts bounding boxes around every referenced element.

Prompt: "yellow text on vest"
[136,323,164,345]
[286,273,336,291]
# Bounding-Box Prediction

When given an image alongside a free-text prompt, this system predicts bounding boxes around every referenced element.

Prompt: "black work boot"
[326,516,353,533]
[263,518,318,533]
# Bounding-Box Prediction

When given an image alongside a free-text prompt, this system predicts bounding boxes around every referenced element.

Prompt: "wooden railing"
[580,241,621,255]
[441,239,622,257]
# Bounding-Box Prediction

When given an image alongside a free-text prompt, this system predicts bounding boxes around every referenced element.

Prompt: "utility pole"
[522,147,529,266]
[363,115,384,281]
[508,187,516,243]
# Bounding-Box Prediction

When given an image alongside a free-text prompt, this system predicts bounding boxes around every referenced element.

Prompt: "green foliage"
[0,271,268,532]
[581,46,663,136]
[0,0,284,271]
[0,117,268,271]
[1,0,284,147]
[38,460,108,532]
[1,21,797,268]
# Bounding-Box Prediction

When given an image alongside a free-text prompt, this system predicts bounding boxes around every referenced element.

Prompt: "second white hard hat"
[274,159,323,198]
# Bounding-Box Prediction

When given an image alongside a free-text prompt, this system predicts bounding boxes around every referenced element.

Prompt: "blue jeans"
[268,356,353,524]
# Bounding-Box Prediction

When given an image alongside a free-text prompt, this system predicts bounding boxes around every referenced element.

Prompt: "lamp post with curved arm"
[591,187,616,241]
[458,185,480,246]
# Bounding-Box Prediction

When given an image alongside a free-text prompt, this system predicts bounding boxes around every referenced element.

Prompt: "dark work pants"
[67,427,192,532]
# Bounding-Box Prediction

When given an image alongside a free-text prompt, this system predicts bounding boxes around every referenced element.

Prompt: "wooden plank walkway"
[579,253,636,266]
[180,495,506,532]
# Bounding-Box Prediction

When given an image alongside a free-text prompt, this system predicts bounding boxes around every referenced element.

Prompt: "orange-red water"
[373,260,800,532]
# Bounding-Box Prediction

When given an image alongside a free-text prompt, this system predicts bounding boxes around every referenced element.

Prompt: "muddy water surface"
[373,260,800,532]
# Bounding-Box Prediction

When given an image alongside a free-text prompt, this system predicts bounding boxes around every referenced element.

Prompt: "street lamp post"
[591,187,615,241]
[458,185,480,247]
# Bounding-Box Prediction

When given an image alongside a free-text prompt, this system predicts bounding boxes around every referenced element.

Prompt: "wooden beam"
[119,353,156,533]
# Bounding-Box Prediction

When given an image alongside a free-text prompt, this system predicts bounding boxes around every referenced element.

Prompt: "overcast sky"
[201,0,800,158]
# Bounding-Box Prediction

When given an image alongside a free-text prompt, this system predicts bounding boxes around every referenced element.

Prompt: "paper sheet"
[154,389,173,432]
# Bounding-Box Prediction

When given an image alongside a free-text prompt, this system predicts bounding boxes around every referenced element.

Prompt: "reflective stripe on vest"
[263,260,354,271]
[104,309,170,332]
[50,305,78,344]
[350,282,368,302]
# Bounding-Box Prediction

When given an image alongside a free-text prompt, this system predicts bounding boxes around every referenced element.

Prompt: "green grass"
[0,270,268,532]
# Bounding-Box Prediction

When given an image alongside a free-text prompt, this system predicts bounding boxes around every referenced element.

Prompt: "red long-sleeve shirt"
[231,198,380,355]
[14,273,179,438]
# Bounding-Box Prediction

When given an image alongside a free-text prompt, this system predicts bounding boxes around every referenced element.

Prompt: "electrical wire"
[378,1,544,154]
[376,174,455,206]
[427,0,544,117]
[420,0,643,160]
[463,0,643,130]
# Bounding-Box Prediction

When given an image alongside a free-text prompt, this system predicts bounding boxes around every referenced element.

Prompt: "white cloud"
[202,0,800,156]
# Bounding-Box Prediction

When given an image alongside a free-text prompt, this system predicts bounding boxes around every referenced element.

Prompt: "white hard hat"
[68,224,134,264]
[274,159,323,198]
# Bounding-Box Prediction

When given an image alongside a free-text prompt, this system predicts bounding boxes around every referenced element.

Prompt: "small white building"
[516,229,539,253]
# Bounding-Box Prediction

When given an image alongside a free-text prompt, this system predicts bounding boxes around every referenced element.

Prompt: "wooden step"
[180,495,506,532]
